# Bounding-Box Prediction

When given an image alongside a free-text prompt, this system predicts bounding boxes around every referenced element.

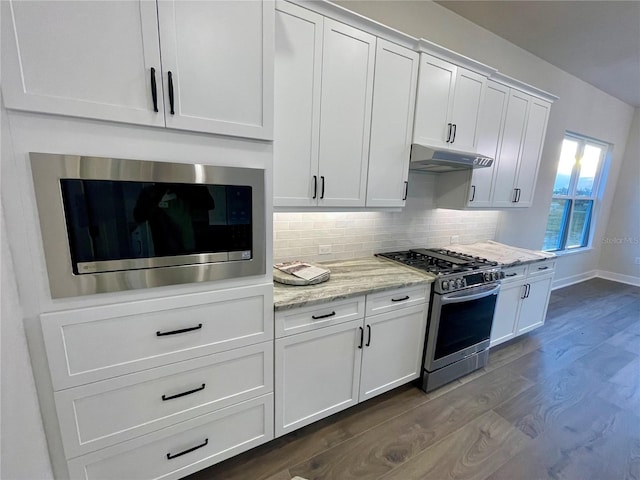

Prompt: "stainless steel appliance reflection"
[376,248,503,392]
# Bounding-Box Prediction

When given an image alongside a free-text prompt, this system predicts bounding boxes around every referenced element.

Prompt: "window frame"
[543,133,608,252]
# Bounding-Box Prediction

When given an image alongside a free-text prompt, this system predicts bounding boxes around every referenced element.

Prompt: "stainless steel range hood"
[410,144,493,172]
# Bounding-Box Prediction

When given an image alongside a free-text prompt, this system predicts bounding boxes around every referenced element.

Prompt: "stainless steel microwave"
[30,153,266,298]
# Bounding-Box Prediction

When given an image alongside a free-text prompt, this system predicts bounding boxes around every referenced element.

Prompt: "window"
[542,133,608,252]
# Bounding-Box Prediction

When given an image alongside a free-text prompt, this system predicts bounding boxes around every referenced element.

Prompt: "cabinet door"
[274,320,362,437]
[469,80,509,207]
[413,54,456,148]
[517,274,553,335]
[359,304,427,402]
[491,90,529,207]
[317,19,375,207]
[490,281,523,347]
[514,97,551,207]
[157,0,273,139]
[273,1,323,207]
[1,0,165,127]
[448,67,486,152]
[366,39,419,207]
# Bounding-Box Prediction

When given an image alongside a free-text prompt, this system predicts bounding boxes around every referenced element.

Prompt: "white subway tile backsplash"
[273,174,500,263]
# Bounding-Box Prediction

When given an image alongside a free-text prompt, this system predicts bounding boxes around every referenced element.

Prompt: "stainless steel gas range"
[377,248,504,392]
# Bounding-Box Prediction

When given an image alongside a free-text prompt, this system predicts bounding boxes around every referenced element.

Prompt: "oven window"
[434,293,497,360]
[60,179,252,273]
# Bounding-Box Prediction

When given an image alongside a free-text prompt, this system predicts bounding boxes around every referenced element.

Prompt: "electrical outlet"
[319,245,332,255]
[635,257,640,265]
[450,235,460,244]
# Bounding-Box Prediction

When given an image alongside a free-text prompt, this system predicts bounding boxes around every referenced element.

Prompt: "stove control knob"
[441,280,449,291]
[484,272,491,281]
[456,278,464,288]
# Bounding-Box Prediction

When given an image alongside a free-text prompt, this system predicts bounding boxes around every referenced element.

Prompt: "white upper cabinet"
[491,90,530,207]
[492,89,551,208]
[469,80,510,207]
[413,53,487,152]
[1,0,274,140]
[366,39,419,208]
[317,19,375,207]
[513,97,551,207]
[273,2,377,208]
[436,77,555,210]
[157,0,273,139]
[413,55,456,149]
[273,1,323,207]
[448,68,487,152]
[1,0,165,127]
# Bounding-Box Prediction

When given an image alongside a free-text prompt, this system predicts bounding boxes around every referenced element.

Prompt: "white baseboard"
[552,270,598,290]
[597,270,640,287]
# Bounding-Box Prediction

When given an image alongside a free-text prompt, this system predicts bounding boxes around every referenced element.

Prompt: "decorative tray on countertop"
[273,262,331,286]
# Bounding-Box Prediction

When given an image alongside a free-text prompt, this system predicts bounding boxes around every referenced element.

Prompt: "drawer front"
[67,394,274,480]
[527,260,556,277]
[42,284,273,390]
[365,285,429,317]
[56,341,273,459]
[275,296,365,338]
[501,265,527,284]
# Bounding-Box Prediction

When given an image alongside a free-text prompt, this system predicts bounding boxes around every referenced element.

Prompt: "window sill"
[548,247,593,257]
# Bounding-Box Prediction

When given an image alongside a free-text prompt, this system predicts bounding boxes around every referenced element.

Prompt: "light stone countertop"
[273,257,435,311]
[448,241,556,267]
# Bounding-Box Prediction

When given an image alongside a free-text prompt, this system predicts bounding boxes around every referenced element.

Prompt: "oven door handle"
[440,283,500,304]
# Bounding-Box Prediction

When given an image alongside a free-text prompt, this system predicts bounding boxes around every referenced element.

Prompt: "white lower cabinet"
[275,320,363,436]
[39,284,274,479]
[55,341,273,458]
[359,304,428,401]
[67,394,273,480]
[490,262,555,347]
[275,285,429,437]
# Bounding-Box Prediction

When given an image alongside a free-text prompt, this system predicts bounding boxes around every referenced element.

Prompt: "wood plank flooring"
[185,278,640,480]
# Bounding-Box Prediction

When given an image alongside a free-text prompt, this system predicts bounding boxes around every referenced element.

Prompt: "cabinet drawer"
[42,284,273,390]
[365,285,429,317]
[55,341,273,459]
[527,260,556,277]
[275,296,365,338]
[67,394,273,480]
[501,265,527,284]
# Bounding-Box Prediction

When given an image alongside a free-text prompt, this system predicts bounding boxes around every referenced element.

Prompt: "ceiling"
[434,0,640,107]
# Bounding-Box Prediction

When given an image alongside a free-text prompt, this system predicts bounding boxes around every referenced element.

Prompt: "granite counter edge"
[274,277,434,312]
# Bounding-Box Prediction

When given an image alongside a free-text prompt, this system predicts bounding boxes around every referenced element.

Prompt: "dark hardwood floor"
[186,278,640,480]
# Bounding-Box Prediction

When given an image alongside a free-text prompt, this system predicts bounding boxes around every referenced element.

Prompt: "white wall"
[598,107,640,283]
[333,0,635,286]
[1,114,54,480]
[274,172,499,262]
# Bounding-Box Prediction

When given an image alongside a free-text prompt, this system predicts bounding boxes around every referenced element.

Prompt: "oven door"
[424,283,500,372]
